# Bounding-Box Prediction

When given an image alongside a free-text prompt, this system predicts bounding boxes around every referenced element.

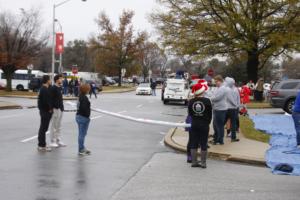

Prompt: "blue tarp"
[251,114,300,176]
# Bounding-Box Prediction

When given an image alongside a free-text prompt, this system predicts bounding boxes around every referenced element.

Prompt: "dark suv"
[28,77,42,92]
[270,79,300,114]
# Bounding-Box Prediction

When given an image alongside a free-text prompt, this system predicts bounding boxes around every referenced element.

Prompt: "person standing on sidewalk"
[188,83,212,168]
[292,90,300,147]
[37,75,53,152]
[49,74,67,148]
[225,77,240,142]
[63,77,68,96]
[211,75,228,145]
[76,84,92,156]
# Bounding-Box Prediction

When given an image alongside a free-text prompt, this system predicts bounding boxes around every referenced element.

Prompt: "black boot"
[200,151,207,169]
[191,149,201,167]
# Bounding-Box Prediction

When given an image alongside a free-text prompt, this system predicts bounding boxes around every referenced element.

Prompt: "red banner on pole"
[55,33,64,54]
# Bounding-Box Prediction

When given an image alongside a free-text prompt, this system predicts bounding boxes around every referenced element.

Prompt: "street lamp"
[51,0,87,83]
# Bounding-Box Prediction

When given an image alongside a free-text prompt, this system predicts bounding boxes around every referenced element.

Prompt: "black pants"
[190,123,209,151]
[227,109,238,139]
[38,111,52,147]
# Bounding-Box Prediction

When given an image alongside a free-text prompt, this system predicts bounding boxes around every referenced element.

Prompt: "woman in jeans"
[76,84,91,155]
[292,91,300,147]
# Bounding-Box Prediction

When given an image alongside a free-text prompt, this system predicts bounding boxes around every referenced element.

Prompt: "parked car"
[85,80,103,92]
[270,79,300,114]
[28,77,42,92]
[136,83,152,95]
[102,76,116,86]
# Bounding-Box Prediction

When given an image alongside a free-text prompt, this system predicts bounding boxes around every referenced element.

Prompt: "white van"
[163,78,189,105]
[0,69,45,90]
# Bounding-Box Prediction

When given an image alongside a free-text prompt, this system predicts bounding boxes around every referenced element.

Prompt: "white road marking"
[159,132,166,135]
[21,131,50,143]
[159,138,165,146]
[118,111,127,114]
[136,104,143,108]
[0,114,24,119]
[91,115,103,120]
[21,115,103,143]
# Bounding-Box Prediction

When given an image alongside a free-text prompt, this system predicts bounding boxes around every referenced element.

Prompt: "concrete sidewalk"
[165,127,269,166]
[0,101,22,110]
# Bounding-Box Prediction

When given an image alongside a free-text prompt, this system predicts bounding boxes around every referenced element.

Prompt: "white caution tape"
[66,101,191,128]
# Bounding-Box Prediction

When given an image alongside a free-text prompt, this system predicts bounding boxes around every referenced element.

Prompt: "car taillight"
[270,91,279,96]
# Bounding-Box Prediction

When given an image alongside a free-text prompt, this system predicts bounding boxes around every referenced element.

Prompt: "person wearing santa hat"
[188,83,212,168]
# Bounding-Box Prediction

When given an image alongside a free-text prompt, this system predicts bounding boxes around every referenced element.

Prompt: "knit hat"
[198,79,208,86]
[192,83,207,96]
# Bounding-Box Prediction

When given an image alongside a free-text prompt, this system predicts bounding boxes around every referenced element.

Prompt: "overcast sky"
[0,0,158,42]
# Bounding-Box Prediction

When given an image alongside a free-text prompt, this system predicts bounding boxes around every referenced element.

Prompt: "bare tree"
[0,8,47,91]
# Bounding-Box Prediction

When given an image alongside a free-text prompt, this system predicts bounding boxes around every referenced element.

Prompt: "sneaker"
[191,163,201,167]
[78,149,91,156]
[49,142,59,148]
[231,139,240,142]
[37,146,52,152]
[57,141,67,147]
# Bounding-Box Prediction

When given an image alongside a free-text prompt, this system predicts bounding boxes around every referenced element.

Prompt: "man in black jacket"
[37,75,53,152]
[49,74,66,148]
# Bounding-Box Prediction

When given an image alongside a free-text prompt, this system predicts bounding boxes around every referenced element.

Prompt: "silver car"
[270,79,300,114]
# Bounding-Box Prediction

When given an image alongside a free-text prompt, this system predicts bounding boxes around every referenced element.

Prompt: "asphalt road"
[0,92,299,200]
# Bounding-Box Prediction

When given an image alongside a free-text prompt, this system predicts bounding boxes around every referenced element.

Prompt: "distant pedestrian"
[225,77,240,142]
[151,81,157,96]
[211,75,228,145]
[292,90,300,147]
[188,83,212,168]
[76,84,92,156]
[255,78,264,101]
[69,79,74,96]
[74,78,79,97]
[37,75,53,152]
[89,81,97,99]
[49,74,66,148]
[63,77,68,96]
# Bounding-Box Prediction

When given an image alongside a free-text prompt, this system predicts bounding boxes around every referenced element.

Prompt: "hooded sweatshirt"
[211,82,228,111]
[225,77,240,109]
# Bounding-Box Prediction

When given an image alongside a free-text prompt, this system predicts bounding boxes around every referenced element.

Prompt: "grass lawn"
[0,90,38,96]
[240,115,270,143]
[102,85,135,91]
[247,101,272,109]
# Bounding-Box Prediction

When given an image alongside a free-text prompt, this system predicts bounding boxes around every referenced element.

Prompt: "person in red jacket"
[239,83,251,116]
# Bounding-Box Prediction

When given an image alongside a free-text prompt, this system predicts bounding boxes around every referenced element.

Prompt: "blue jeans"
[76,115,90,152]
[213,110,227,144]
[152,89,156,96]
[292,112,300,145]
[63,87,68,96]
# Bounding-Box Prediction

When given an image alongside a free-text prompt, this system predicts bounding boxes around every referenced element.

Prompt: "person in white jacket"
[211,75,228,145]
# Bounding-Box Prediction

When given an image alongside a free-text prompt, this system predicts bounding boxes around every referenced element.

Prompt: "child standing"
[188,83,212,168]
[76,84,92,156]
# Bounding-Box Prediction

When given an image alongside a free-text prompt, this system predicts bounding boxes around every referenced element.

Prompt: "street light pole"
[51,0,87,83]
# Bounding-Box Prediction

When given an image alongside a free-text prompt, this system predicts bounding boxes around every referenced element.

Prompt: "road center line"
[136,104,143,108]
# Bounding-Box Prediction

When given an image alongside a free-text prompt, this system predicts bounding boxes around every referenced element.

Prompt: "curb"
[0,105,22,110]
[164,127,266,167]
